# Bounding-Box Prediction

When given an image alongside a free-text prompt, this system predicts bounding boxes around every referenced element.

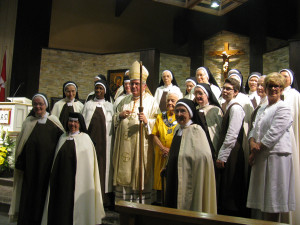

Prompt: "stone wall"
[39,49,191,104]
[159,53,191,94]
[204,30,250,87]
[263,46,289,75]
[39,43,289,104]
[39,49,139,104]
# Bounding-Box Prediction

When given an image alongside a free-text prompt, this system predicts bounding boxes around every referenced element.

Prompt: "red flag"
[0,52,6,102]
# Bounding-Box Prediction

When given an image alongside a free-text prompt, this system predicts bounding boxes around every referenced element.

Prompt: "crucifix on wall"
[209,42,244,79]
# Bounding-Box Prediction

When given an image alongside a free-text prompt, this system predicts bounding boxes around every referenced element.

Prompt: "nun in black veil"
[194,83,223,154]
[42,112,105,225]
[195,66,221,99]
[245,72,261,108]
[9,93,64,224]
[154,70,183,112]
[51,81,84,130]
[82,79,115,208]
[279,69,300,176]
[164,98,217,213]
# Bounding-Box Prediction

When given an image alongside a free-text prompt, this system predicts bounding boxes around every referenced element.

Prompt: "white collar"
[199,103,209,110]
[177,120,193,136]
[163,84,173,89]
[67,131,80,140]
[283,86,291,93]
[37,112,49,124]
[65,97,75,103]
[94,97,105,103]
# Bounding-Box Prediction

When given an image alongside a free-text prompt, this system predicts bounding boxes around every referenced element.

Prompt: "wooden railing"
[115,201,287,225]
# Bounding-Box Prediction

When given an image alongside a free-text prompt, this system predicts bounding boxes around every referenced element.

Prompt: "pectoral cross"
[209,42,244,79]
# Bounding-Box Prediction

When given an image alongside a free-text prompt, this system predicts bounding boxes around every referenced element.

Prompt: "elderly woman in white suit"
[247,72,295,222]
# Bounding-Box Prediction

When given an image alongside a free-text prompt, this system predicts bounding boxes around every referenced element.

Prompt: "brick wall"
[204,30,250,87]
[39,43,290,104]
[159,53,191,94]
[40,49,191,102]
[39,49,139,104]
[263,46,289,75]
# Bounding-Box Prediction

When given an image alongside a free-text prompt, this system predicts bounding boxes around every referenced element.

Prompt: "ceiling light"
[211,0,220,8]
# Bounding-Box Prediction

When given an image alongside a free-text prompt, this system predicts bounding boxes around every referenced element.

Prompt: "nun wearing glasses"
[9,93,64,224]
[51,81,84,130]
[219,69,254,188]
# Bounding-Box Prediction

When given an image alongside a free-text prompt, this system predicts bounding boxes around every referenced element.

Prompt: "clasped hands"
[250,138,262,153]
[119,110,148,124]
[160,146,169,158]
[249,138,264,166]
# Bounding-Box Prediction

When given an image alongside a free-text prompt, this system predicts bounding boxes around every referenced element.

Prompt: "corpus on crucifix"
[209,42,244,79]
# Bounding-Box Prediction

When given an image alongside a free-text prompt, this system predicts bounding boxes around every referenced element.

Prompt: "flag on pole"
[0,51,6,102]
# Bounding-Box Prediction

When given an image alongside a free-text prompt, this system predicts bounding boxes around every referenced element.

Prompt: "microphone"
[12,82,24,97]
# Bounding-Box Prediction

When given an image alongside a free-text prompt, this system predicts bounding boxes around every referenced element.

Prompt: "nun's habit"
[195,67,221,99]
[51,81,84,130]
[195,83,223,152]
[245,72,261,108]
[113,75,131,111]
[9,93,64,224]
[82,79,114,206]
[184,77,197,100]
[219,70,253,181]
[85,74,110,102]
[165,99,217,214]
[279,68,300,225]
[154,70,183,112]
[41,112,105,225]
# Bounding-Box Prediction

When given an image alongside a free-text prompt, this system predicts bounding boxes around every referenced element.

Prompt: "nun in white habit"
[195,67,221,99]
[51,81,84,130]
[245,72,261,108]
[41,112,105,225]
[154,70,183,112]
[184,77,197,100]
[82,79,114,207]
[279,68,300,225]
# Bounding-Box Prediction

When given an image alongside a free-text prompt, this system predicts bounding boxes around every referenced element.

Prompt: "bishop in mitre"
[113,61,159,204]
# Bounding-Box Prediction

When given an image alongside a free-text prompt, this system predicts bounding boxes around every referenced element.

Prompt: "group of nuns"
[153,67,299,224]
[9,66,300,224]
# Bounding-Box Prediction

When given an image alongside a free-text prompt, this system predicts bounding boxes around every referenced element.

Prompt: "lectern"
[0,97,32,135]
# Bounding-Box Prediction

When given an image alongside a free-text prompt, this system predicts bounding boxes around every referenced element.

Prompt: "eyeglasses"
[267,84,281,90]
[222,86,234,91]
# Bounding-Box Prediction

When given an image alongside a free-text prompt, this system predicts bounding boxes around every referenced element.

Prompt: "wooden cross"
[209,42,244,79]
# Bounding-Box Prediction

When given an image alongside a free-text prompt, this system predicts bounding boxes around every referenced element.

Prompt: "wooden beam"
[192,5,219,16]
[116,201,286,225]
[186,0,204,9]
[218,2,243,16]
[153,0,186,8]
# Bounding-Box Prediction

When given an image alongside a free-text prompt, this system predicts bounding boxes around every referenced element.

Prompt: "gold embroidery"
[122,152,130,162]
